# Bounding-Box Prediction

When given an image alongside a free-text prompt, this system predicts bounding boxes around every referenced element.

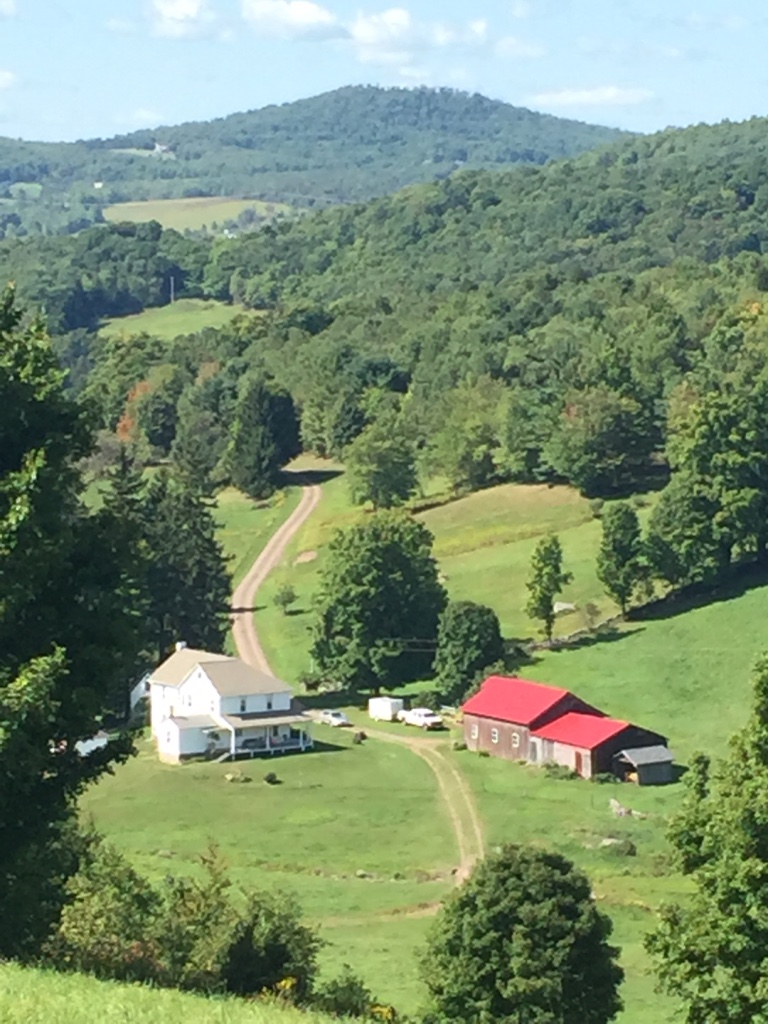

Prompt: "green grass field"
[0,962,336,1024]
[215,486,303,588]
[99,298,254,341]
[80,731,453,1011]
[104,196,291,232]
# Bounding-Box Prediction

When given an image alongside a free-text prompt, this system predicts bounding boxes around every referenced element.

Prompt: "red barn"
[462,675,671,782]
[462,676,602,764]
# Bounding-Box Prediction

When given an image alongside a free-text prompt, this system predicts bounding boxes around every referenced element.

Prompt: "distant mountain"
[0,85,628,238]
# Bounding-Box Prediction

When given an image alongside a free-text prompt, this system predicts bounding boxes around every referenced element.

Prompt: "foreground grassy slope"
[99,298,252,342]
[0,963,336,1024]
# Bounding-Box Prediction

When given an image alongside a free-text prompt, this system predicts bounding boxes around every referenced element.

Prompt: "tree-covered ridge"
[0,86,626,238]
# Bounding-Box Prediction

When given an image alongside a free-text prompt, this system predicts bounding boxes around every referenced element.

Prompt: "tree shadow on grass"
[230,604,266,614]
[278,467,344,488]
[512,624,647,667]
[628,560,768,625]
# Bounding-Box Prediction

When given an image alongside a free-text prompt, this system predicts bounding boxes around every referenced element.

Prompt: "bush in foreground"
[420,844,623,1024]
[45,841,319,1001]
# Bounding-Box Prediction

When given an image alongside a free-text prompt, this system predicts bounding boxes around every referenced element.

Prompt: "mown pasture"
[103,196,291,232]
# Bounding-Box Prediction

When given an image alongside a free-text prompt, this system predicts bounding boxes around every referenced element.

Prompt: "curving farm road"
[230,480,484,884]
[231,482,322,674]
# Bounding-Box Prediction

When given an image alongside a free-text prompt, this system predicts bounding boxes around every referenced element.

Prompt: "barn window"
[491,728,499,744]
[511,732,520,748]
[470,723,479,740]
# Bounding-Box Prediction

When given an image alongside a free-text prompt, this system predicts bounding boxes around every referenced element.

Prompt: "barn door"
[574,751,583,776]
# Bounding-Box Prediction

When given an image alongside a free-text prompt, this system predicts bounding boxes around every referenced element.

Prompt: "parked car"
[318,709,351,727]
[397,707,444,730]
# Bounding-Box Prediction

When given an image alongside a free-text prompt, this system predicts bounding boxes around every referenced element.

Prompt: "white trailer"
[368,696,404,722]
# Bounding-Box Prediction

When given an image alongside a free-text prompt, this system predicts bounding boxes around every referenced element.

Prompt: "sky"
[0,0,765,141]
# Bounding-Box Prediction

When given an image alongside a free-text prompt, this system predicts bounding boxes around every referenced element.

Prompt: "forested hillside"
[8,111,768,595]
[0,86,624,238]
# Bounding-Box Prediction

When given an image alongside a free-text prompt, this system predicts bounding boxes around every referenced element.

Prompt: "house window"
[239,698,247,713]
[511,732,520,749]
[470,723,479,740]
[185,693,192,707]
[210,700,215,713]
[266,698,273,711]
[271,726,280,738]
[491,728,499,745]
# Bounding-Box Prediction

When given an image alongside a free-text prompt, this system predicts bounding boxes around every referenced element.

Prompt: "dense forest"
[0,86,624,238]
[6,109,768,592]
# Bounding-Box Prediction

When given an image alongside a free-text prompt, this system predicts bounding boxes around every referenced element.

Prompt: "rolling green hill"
[0,86,626,238]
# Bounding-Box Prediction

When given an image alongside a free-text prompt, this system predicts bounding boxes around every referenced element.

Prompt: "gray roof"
[619,745,674,766]
[203,660,292,697]
[223,711,311,729]
[150,648,292,697]
[150,648,230,687]
[169,714,220,730]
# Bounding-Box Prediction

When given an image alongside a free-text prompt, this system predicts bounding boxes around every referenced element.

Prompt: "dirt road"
[231,480,484,886]
[231,483,321,674]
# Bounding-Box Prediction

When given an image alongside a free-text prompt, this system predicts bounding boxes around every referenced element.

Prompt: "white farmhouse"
[149,646,312,763]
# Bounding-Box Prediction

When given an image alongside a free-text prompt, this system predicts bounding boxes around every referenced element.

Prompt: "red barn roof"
[533,712,629,750]
[462,676,572,727]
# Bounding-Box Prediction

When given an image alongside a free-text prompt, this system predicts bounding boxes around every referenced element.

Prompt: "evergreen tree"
[421,845,623,1024]
[596,502,644,614]
[311,511,447,692]
[227,375,300,500]
[0,290,142,957]
[525,534,572,641]
[142,472,232,659]
[647,654,768,1022]
[433,600,505,703]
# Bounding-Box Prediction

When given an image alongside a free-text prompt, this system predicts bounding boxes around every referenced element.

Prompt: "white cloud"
[0,0,16,16]
[511,1,531,17]
[241,0,344,39]
[0,70,16,90]
[150,0,216,38]
[349,7,489,66]
[496,34,545,58]
[529,85,654,107]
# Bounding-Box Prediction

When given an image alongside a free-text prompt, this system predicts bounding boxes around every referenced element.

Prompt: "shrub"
[452,740,467,752]
[264,772,279,785]
[45,841,320,999]
[410,688,443,712]
[543,762,579,781]
[352,731,367,745]
[593,772,618,785]
[590,498,605,519]
[314,964,373,1017]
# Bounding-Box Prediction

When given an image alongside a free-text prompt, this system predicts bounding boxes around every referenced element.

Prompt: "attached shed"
[615,746,675,786]
[532,713,669,780]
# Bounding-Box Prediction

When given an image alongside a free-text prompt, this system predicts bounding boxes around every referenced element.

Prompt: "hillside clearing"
[103,196,291,232]
[99,298,254,341]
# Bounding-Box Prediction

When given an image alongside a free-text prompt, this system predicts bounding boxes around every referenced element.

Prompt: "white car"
[318,709,351,727]
[397,707,444,730]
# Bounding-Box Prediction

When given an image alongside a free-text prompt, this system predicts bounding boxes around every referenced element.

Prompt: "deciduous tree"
[525,534,572,641]
[433,600,505,703]
[344,420,417,509]
[647,654,768,1022]
[596,502,644,614]
[311,511,447,692]
[421,844,623,1024]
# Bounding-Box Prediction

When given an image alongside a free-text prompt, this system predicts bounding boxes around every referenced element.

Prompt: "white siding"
[220,691,290,716]
[178,673,219,717]
[157,719,181,762]
[178,726,213,756]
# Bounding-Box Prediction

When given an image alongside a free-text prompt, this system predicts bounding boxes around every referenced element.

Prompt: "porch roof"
[169,714,219,729]
[223,710,312,729]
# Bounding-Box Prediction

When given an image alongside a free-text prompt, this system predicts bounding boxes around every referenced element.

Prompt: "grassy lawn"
[0,962,336,1024]
[80,730,454,1011]
[99,298,255,342]
[216,486,302,588]
[104,196,292,232]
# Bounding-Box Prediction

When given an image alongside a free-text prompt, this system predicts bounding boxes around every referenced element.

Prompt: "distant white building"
[149,646,312,764]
